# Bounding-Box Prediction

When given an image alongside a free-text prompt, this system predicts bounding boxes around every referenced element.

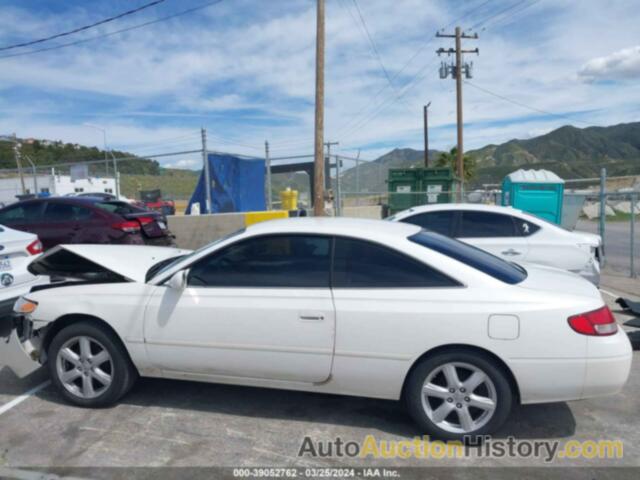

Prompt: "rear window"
[409,230,527,284]
[95,201,143,215]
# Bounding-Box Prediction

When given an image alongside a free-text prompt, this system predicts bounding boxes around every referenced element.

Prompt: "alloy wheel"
[421,361,497,434]
[56,336,113,399]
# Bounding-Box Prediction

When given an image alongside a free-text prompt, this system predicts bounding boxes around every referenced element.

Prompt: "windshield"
[409,230,527,284]
[146,228,246,282]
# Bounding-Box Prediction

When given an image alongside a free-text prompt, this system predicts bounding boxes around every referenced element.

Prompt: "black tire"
[47,321,137,407]
[404,349,513,441]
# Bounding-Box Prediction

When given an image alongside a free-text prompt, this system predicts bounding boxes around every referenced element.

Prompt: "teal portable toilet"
[501,169,565,224]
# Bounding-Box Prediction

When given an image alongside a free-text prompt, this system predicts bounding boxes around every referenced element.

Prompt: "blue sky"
[0,0,639,169]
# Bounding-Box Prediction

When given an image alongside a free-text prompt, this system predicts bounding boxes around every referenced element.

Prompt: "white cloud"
[1,0,640,166]
[578,45,640,81]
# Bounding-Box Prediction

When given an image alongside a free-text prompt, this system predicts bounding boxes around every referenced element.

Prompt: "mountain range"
[339,122,640,192]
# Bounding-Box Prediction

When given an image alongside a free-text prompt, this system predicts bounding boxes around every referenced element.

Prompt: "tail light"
[112,221,141,233]
[568,306,617,336]
[137,216,154,226]
[26,239,43,255]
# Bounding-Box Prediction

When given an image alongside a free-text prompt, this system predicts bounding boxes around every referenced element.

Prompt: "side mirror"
[167,270,187,290]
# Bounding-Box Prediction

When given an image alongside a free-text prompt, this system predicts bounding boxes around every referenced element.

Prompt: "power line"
[348,0,400,100]
[471,0,529,30]
[0,0,225,60]
[0,0,167,52]
[481,0,543,31]
[464,80,593,126]
[334,0,492,139]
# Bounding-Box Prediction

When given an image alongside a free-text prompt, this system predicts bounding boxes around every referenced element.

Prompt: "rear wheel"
[48,322,137,407]
[404,350,513,440]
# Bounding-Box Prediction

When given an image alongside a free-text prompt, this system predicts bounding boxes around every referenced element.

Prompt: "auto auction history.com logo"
[298,435,623,463]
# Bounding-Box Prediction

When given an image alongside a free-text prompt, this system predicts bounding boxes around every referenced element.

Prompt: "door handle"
[501,249,521,256]
[299,314,324,321]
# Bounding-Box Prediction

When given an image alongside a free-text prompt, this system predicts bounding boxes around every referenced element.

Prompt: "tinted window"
[332,237,460,288]
[403,211,455,235]
[95,201,142,215]
[188,235,331,288]
[0,203,42,224]
[514,218,541,237]
[45,203,93,222]
[459,211,516,238]
[409,231,527,284]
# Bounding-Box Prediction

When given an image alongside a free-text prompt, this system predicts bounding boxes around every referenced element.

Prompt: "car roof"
[245,217,421,239]
[393,203,523,217]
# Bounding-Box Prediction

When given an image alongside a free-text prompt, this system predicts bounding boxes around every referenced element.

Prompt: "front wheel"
[48,322,137,407]
[404,350,513,440]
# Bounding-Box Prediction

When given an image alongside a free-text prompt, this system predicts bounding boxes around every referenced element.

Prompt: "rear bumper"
[512,330,632,404]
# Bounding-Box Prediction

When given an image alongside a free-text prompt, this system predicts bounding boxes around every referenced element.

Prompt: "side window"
[403,211,455,236]
[332,237,460,288]
[45,203,94,222]
[0,203,42,224]
[188,235,331,288]
[458,211,516,238]
[72,206,93,220]
[514,218,541,237]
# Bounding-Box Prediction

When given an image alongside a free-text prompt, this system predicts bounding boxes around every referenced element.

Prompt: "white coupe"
[1,218,632,439]
[387,204,602,285]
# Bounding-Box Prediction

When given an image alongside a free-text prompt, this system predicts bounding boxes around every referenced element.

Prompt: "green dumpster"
[388,167,459,214]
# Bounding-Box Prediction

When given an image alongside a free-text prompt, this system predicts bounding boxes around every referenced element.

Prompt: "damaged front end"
[0,299,47,378]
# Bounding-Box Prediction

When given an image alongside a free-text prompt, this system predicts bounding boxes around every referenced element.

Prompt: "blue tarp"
[186,153,266,214]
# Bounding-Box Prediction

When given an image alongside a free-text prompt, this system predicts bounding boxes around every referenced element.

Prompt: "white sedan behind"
[0,224,46,317]
[388,203,602,285]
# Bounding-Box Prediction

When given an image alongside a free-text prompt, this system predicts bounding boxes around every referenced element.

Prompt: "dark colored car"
[75,192,118,201]
[0,197,175,250]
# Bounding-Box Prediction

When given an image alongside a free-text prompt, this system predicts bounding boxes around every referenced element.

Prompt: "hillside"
[339,122,640,191]
[0,137,161,176]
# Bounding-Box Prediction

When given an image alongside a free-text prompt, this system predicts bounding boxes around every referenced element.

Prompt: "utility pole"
[313,0,326,217]
[12,134,26,195]
[437,27,478,201]
[324,141,339,215]
[265,140,272,210]
[423,102,431,167]
[201,127,212,214]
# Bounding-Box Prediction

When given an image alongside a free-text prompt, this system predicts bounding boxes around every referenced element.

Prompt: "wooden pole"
[313,0,326,216]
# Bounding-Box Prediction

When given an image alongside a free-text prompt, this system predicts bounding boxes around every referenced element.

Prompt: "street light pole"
[84,123,109,176]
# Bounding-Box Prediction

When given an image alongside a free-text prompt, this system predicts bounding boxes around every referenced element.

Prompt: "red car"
[139,189,176,216]
[0,197,175,250]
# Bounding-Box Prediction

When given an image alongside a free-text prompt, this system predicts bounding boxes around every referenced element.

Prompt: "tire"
[47,321,137,407]
[404,349,513,441]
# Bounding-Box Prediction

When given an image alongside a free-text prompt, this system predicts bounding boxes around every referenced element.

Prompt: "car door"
[38,202,82,249]
[455,211,529,262]
[143,234,336,383]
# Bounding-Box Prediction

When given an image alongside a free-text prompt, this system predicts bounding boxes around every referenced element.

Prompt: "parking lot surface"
[0,291,638,475]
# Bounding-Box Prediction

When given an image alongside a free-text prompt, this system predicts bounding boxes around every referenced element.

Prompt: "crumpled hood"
[516,262,601,299]
[28,244,192,283]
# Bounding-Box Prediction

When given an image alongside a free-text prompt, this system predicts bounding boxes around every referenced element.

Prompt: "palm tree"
[435,147,476,181]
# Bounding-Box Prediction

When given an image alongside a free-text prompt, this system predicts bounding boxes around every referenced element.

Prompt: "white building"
[0,173,118,206]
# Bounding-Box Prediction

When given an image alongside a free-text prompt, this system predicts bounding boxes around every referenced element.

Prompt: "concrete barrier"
[167,213,245,250]
[339,206,383,219]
